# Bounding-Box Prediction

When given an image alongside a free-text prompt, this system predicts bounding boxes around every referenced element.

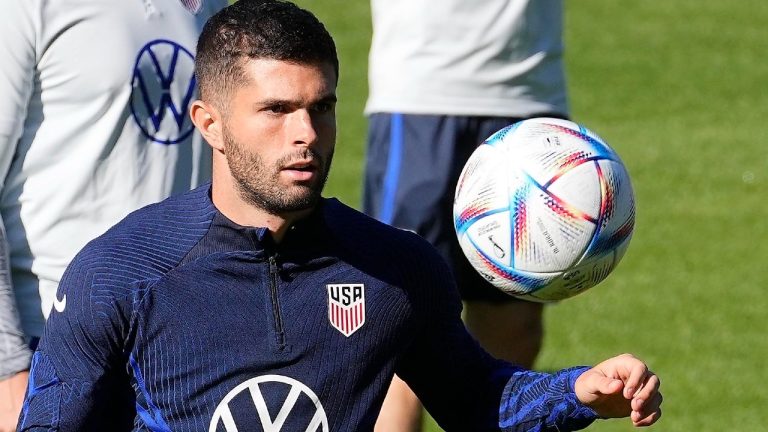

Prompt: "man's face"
[221,58,337,215]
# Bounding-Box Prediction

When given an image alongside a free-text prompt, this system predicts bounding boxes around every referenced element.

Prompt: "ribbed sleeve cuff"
[499,365,599,431]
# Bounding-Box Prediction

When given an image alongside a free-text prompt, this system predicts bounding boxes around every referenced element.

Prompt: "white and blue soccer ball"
[453,118,635,302]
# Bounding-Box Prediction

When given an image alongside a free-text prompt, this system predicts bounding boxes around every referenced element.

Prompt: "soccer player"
[0,0,226,429]
[19,1,662,430]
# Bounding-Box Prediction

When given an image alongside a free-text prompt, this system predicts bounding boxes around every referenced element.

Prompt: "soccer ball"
[453,118,635,302]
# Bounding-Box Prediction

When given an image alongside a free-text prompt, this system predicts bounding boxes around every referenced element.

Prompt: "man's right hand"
[0,371,28,432]
[575,353,662,427]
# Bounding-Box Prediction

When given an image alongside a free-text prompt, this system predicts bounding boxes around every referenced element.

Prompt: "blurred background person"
[0,0,226,429]
[362,0,569,430]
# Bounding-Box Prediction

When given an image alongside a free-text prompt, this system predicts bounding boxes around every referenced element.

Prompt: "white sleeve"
[0,0,38,378]
[0,224,30,379]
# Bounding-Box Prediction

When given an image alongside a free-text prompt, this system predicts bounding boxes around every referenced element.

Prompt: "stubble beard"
[223,128,333,215]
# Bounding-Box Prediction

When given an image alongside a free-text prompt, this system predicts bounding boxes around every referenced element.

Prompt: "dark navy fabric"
[19,184,596,431]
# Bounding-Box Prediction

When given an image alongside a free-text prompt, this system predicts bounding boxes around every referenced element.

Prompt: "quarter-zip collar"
[197,185,337,269]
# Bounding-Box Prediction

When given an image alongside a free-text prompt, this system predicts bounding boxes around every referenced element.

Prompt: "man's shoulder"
[323,198,447,267]
[46,187,217,344]
[324,198,422,239]
[74,186,217,281]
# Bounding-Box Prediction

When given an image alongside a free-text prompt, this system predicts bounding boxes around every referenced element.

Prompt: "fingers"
[632,373,660,403]
[630,372,662,427]
[631,392,663,426]
[621,356,649,399]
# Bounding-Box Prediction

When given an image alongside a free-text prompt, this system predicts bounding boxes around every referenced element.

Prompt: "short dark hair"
[195,0,338,106]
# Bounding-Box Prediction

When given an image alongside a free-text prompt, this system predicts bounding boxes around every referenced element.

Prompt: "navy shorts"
[363,113,565,302]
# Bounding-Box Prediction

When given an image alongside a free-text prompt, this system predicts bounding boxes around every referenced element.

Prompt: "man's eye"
[313,102,333,113]
[266,104,288,114]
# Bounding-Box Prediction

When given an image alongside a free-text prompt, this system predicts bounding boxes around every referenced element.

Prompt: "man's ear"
[190,100,224,151]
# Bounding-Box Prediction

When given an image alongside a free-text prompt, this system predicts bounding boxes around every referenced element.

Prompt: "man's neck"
[210,180,313,244]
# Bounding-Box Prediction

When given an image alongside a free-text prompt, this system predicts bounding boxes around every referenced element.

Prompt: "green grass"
[291,0,372,205]
[294,1,768,430]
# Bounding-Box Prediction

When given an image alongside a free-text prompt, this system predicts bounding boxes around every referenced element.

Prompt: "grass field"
[294,1,768,430]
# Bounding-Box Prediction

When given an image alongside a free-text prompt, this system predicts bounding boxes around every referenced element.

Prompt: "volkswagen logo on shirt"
[130,39,197,145]
[209,375,329,432]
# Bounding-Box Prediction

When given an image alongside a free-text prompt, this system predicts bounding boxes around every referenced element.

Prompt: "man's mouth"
[282,160,319,181]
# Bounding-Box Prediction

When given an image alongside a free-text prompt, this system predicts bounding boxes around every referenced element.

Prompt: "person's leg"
[462,116,552,367]
[453,116,546,369]
[374,375,422,432]
[463,299,544,368]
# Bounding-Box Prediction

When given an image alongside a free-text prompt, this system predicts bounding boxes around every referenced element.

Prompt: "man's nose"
[288,109,318,146]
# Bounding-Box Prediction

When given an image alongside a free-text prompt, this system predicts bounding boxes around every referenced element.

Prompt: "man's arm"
[398,295,598,431]
[396,248,661,431]
[0,2,38,430]
[498,354,662,430]
[403,306,662,431]
[391,249,592,430]
[17,245,135,430]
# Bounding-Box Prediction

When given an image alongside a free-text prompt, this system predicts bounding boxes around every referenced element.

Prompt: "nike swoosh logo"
[52,294,67,313]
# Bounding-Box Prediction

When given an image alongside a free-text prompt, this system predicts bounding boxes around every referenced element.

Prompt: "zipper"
[268,253,287,350]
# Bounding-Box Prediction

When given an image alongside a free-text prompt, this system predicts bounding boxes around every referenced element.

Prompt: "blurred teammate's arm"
[0,2,38,431]
[0,228,31,432]
[0,369,28,432]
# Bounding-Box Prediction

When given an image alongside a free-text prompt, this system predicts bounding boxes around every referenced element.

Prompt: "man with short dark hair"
[19,1,662,430]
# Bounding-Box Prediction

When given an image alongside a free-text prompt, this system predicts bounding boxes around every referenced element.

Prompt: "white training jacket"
[366,0,568,117]
[0,0,226,378]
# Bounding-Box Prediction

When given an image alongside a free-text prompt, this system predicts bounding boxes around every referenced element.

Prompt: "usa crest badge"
[327,284,365,337]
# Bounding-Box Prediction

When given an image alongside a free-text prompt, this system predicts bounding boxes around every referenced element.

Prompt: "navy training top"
[19,184,597,431]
